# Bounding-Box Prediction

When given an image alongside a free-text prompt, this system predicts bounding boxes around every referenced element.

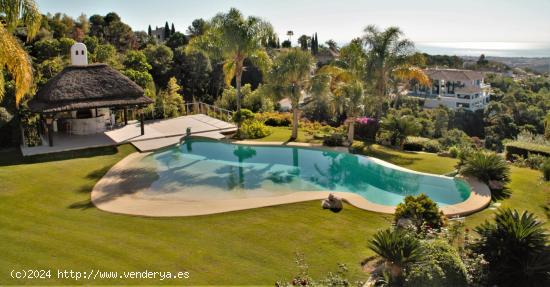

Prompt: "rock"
[322,193,343,212]
[396,218,415,229]
[488,180,504,190]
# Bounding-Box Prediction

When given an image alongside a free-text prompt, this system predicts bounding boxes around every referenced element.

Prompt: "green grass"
[1,139,548,284]
[0,145,391,285]
[353,143,458,175]
[254,126,319,143]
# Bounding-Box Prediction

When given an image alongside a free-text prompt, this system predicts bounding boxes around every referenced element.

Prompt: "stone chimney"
[70,42,88,66]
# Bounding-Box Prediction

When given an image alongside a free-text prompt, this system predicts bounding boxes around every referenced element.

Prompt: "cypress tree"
[148,25,152,36]
[171,23,175,35]
[311,34,316,54]
[164,21,170,39]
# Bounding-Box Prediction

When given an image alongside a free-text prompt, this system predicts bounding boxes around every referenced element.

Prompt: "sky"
[36,0,550,45]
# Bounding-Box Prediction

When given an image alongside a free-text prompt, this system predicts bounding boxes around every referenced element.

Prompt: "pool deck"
[91,141,491,217]
[21,114,236,156]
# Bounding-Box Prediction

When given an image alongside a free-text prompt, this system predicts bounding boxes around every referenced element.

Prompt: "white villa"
[409,68,491,111]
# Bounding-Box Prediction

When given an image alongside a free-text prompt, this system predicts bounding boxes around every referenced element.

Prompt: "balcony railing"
[184,102,235,122]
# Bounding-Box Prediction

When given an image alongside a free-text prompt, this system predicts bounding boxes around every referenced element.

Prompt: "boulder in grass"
[322,193,343,212]
[488,180,504,190]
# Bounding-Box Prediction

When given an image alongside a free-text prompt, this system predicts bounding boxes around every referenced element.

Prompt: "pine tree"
[148,25,152,36]
[164,21,170,40]
[171,23,175,35]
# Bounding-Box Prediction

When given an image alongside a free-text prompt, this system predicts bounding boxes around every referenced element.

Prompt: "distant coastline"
[415,42,550,58]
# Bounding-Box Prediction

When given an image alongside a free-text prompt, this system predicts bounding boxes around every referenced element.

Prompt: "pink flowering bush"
[354,117,379,141]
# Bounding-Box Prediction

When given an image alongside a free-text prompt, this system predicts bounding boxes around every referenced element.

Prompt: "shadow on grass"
[68,165,158,209]
[0,145,125,167]
[491,187,512,201]
[355,144,417,167]
[69,199,95,210]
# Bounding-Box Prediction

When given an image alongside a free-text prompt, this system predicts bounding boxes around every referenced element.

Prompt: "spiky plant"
[459,151,510,183]
[473,208,550,286]
[368,228,424,284]
[0,0,42,106]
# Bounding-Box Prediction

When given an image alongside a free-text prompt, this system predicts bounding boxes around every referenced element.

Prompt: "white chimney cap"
[70,42,88,66]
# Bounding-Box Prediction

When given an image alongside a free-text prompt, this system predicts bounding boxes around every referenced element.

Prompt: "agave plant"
[459,151,510,183]
[473,209,550,286]
[367,228,424,284]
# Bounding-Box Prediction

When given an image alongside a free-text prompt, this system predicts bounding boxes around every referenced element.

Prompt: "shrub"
[0,107,13,128]
[404,137,430,151]
[472,209,550,286]
[256,112,292,127]
[354,117,379,142]
[404,240,468,287]
[323,133,345,146]
[448,146,459,158]
[233,108,255,123]
[423,140,441,153]
[394,194,445,231]
[505,141,550,160]
[459,151,510,184]
[368,228,424,284]
[238,120,271,139]
[438,129,472,149]
[542,158,550,181]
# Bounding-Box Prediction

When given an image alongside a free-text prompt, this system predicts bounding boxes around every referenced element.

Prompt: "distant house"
[408,68,491,111]
[150,26,167,42]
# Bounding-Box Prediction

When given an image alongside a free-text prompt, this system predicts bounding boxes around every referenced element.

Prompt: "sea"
[415,42,550,58]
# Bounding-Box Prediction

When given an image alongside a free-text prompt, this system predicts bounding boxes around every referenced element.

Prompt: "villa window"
[75,50,79,55]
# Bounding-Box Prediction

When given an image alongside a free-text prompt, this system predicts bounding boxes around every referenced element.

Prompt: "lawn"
[255,126,319,143]
[0,145,392,285]
[1,138,548,284]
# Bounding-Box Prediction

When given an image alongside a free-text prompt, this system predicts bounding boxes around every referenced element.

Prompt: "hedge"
[505,141,550,160]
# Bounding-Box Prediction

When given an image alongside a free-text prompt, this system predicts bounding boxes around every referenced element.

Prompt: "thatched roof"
[29,64,153,113]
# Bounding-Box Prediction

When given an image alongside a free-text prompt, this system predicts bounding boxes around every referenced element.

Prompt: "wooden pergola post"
[123,107,128,125]
[140,109,145,135]
[45,116,54,147]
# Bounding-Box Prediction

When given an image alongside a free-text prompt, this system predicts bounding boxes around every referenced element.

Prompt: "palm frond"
[0,25,33,105]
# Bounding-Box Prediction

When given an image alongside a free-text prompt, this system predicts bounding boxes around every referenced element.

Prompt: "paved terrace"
[21,114,236,156]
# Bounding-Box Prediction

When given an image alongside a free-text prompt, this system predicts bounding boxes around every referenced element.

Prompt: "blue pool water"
[141,139,471,206]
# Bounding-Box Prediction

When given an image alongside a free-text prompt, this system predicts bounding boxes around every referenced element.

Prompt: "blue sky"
[37,0,550,44]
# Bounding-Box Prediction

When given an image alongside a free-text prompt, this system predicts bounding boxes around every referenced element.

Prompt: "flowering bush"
[354,117,379,142]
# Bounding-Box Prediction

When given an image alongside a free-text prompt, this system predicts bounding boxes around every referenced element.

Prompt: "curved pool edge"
[91,141,491,217]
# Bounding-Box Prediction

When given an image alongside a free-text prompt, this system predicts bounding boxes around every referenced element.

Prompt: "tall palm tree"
[473,209,550,286]
[362,25,429,114]
[0,0,41,106]
[268,48,317,139]
[316,65,365,143]
[368,228,424,285]
[186,8,273,118]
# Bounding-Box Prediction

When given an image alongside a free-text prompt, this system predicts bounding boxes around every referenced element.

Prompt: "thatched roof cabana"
[29,64,152,113]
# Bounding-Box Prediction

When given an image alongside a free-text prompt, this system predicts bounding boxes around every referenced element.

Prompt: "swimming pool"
[135,139,471,207]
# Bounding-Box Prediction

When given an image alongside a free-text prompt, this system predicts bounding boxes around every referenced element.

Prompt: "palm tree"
[473,209,550,286]
[268,49,317,139]
[459,151,510,184]
[381,114,421,149]
[368,228,424,284]
[0,0,41,106]
[362,25,429,114]
[186,8,273,119]
[316,65,365,143]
